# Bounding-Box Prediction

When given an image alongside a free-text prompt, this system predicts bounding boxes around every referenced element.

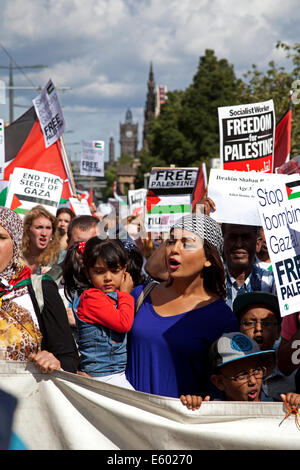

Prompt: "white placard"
[255,175,300,317]
[80,140,104,177]
[0,118,4,179]
[128,188,147,217]
[69,197,92,216]
[5,167,63,217]
[207,169,287,226]
[33,79,65,148]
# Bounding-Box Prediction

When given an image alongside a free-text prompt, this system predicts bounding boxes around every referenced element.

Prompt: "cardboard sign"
[0,118,4,179]
[218,100,275,172]
[5,167,63,217]
[128,188,147,217]
[69,197,92,216]
[80,140,104,177]
[255,175,300,317]
[33,79,65,148]
[208,169,287,226]
[145,167,199,232]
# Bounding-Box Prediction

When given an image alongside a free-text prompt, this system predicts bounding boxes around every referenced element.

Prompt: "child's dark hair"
[124,244,146,287]
[63,236,128,302]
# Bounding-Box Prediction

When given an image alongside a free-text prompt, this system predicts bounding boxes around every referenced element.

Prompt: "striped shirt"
[225,264,276,310]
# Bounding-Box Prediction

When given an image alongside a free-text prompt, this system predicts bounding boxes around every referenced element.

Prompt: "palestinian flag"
[94,142,103,149]
[286,180,300,200]
[46,82,54,95]
[273,92,292,171]
[2,106,75,206]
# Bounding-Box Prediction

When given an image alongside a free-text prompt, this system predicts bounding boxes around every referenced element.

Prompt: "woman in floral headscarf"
[0,207,79,373]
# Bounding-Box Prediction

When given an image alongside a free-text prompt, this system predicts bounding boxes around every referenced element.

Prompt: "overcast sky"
[0,0,299,162]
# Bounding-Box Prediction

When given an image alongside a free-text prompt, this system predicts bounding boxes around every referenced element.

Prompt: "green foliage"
[119,152,134,165]
[123,43,300,191]
[102,164,117,200]
[144,49,241,170]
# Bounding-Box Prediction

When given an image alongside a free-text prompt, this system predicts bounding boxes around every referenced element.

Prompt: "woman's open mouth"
[168,258,181,271]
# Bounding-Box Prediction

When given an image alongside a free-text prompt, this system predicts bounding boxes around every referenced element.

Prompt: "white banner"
[5,167,63,217]
[33,79,65,148]
[0,362,299,451]
[255,175,300,317]
[0,118,5,179]
[207,169,287,226]
[80,140,104,177]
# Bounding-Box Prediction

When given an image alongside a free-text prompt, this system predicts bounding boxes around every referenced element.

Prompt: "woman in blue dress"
[126,213,238,398]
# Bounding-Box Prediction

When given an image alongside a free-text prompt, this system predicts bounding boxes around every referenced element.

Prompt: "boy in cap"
[232,291,296,400]
[181,332,300,410]
[180,332,275,409]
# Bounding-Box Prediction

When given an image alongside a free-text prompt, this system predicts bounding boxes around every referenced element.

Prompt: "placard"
[33,79,65,148]
[255,175,300,316]
[69,197,92,216]
[80,140,104,177]
[5,167,63,217]
[145,168,199,232]
[218,100,275,172]
[208,169,287,226]
[128,188,147,217]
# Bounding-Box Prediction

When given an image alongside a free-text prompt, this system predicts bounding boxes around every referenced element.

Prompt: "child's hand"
[281,393,300,409]
[120,272,134,293]
[180,394,210,410]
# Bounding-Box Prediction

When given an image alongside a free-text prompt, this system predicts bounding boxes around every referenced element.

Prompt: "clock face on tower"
[126,130,133,138]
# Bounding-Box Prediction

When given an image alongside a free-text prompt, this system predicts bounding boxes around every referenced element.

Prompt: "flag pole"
[60,135,77,196]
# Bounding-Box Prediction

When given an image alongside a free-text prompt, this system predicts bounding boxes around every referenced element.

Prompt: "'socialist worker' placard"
[218,99,275,173]
[146,167,199,232]
[255,175,300,317]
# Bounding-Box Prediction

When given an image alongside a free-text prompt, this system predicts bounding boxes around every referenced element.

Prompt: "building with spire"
[119,108,139,159]
[142,62,156,152]
[108,136,115,166]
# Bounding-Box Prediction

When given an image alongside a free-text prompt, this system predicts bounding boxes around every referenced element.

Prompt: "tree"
[144,49,241,169]
[102,164,117,201]
[239,41,300,157]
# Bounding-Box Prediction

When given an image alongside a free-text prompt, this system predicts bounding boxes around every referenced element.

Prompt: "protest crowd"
[1,184,300,448]
[1,82,300,450]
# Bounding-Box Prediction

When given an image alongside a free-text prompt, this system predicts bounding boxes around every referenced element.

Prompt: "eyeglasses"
[240,319,278,329]
[220,366,267,384]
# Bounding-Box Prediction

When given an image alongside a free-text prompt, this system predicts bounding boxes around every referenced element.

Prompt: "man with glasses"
[232,292,296,401]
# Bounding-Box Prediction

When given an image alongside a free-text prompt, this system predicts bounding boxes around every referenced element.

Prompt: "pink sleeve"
[281,313,297,341]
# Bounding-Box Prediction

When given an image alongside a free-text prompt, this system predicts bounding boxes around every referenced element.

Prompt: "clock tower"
[119,108,138,159]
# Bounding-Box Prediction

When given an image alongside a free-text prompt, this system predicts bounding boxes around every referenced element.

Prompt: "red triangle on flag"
[146,190,161,213]
[11,194,22,210]
[286,185,293,198]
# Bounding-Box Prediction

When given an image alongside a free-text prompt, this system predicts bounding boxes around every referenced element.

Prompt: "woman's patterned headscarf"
[0,208,42,361]
[172,213,224,257]
[0,207,25,283]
